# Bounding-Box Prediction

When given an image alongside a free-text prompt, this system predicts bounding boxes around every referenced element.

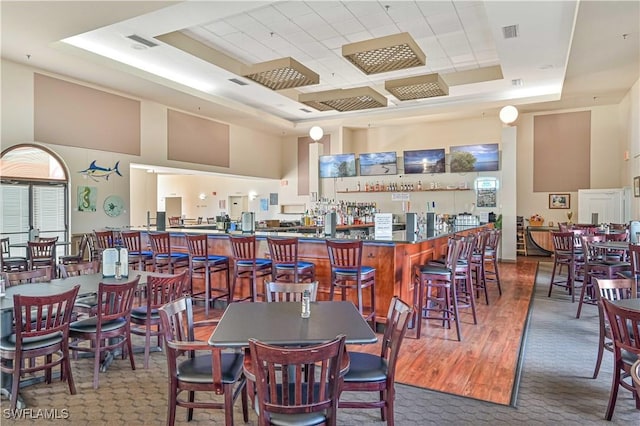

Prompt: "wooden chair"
[591,278,636,379]
[93,230,117,257]
[264,281,319,303]
[229,235,272,303]
[631,359,640,397]
[185,234,231,318]
[413,237,463,340]
[28,238,58,279]
[158,296,248,426]
[548,231,583,302]
[4,267,51,286]
[58,260,100,318]
[249,334,346,426]
[326,239,376,329]
[168,216,181,227]
[0,285,80,410]
[601,299,640,420]
[1,237,28,272]
[577,235,630,318]
[148,232,189,274]
[339,296,414,426]
[59,233,89,265]
[267,237,316,283]
[69,275,140,389]
[130,270,187,369]
[120,230,153,271]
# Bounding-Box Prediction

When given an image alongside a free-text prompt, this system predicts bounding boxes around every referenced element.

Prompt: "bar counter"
[132,224,490,326]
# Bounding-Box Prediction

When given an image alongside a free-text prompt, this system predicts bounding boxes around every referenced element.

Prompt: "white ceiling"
[1,1,638,136]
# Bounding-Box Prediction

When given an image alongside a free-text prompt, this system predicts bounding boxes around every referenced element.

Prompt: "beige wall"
[2,58,638,234]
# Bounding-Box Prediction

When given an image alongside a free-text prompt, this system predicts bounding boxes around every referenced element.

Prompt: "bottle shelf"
[337,188,471,194]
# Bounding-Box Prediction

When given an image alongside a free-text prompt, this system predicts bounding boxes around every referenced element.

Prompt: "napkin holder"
[102,247,129,278]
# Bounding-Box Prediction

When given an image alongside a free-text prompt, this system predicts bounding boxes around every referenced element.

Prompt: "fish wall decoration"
[78,161,122,181]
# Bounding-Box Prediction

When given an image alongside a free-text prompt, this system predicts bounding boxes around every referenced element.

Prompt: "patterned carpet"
[2,262,638,424]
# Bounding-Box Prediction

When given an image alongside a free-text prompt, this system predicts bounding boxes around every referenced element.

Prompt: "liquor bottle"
[357,181,361,191]
[417,180,422,191]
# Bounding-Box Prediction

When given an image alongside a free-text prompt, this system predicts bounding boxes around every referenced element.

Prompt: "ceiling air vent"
[229,78,249,86]
[300,108,313,113]
[126,34,158,48]
[502,25,519,39]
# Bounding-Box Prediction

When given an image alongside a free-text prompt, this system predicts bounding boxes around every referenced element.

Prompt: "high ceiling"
[1,1,638,136]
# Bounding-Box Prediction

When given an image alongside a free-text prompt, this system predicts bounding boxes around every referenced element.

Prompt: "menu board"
[374,213,393,240]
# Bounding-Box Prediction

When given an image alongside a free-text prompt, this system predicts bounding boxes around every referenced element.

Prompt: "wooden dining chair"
[264,281,319,302]
[59,233,89,265]
[28,238,58,279]
[339,296,414,426]
[601,299,640,420]
[591,278,636,380]
[249,334,346,426]
[0,285,80,410]
[69,276,140,389]
[1,237,28,272]
[58,261,101,318]
[158,296,248,426]
[4,267,52,286]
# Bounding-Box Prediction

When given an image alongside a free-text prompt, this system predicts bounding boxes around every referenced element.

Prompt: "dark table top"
[208,301,378,348]
[590,241,630,251]
[612,298,640,312]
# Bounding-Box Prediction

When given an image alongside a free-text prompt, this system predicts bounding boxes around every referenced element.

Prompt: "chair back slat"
[96,276,140,323]
[265,281,318,302]
[58,260,99,278]
[326,240,363,270]
[602,299,640,356]
[230,235,257,261]
[121,230,143,252]
[551,231,575,252]
[186,234,208,257]
[147,270,187,310]
[14,285,79,339]
[250,334,346,423]
[380,296,414,383]
[5,267,51,286]
[149,232,172,256]
[94,230,116,250]
[28,239,57,259]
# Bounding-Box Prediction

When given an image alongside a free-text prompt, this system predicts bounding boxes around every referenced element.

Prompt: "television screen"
[450,143,499,172]
[359,151,398,176]
[319,153,357,178]
[403,149,446,174]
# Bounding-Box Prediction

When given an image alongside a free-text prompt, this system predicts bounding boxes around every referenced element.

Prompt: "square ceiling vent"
[243,57,319,90]
[385,73,449,100]
[299,87,388,112]
[342,32,426,75]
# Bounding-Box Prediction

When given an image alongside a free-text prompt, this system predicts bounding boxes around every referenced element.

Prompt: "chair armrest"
[165,340,212,352]
[194,319,220,328]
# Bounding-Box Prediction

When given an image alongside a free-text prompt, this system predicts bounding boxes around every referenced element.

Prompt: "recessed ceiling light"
[511,79,524,87]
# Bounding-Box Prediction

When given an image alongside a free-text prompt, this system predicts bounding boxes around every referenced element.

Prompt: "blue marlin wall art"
[78,160,122,181]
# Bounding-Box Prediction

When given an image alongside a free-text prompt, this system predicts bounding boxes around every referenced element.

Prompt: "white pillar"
[501,125,517,261]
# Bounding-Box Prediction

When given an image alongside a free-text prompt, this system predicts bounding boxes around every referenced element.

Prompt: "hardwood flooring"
[193,257,539,406]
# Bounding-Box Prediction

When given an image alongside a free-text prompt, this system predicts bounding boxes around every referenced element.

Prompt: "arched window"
[1,144,69,258]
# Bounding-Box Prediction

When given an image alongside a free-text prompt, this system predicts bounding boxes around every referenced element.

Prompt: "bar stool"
[413,237,464,341]
[267,237,316,283]
[120,230,153,271]
[483,229,502,296]
[470,230,490,304]
[186,234,231,317]
[325,239,376,329]
[229,235,271,302]
[148,232,189,274]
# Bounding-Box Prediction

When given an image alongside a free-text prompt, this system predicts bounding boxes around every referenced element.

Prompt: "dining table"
[611,297,640,312]
[0,270,160,409]
[208,301,378,349]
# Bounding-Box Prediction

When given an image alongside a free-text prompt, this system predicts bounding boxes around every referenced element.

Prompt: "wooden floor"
[193,257,539,406]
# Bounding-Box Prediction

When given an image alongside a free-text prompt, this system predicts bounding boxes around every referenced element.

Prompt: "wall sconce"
[198,193,206,200]
[249,191,258,201]
[309,126,324,142]
[499,105,519,125]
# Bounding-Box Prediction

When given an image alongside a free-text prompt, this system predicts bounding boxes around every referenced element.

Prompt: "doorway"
[165,196,182,224]
[229,196,248,220]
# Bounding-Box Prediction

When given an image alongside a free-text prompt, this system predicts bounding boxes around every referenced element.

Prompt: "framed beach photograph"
[549,193,570,209]
[634,176,640,197]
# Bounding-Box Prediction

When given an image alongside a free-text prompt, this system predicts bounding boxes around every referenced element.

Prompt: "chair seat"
[417,265,453,275]
[274,261,314,270]
[70,316,126,333]
[267,411,327,426]
[334,266,375,275]
[0,332,63,351]
[177,352,244,384]
[129,251,153,257]
[155,253,189,260]
[130,306,159,320]
[236,258,271,267]
[342,352,388,382]
[192,255,228,264]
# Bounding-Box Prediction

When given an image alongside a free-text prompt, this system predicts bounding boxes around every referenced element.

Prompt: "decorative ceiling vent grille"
[342,32,426,75]
[243,57,319,90]
[385,73,449,100]
[299,87,387,112]
[229,78,249,86]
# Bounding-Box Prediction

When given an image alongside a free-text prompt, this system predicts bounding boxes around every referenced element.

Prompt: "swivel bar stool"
[186,234,231,317]
[267,236,316,283]
[229,235,271,302]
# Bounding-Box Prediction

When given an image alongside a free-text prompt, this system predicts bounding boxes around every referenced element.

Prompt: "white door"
[165,197,182,225]
[229,196,247,221]
[577,189,627,224]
